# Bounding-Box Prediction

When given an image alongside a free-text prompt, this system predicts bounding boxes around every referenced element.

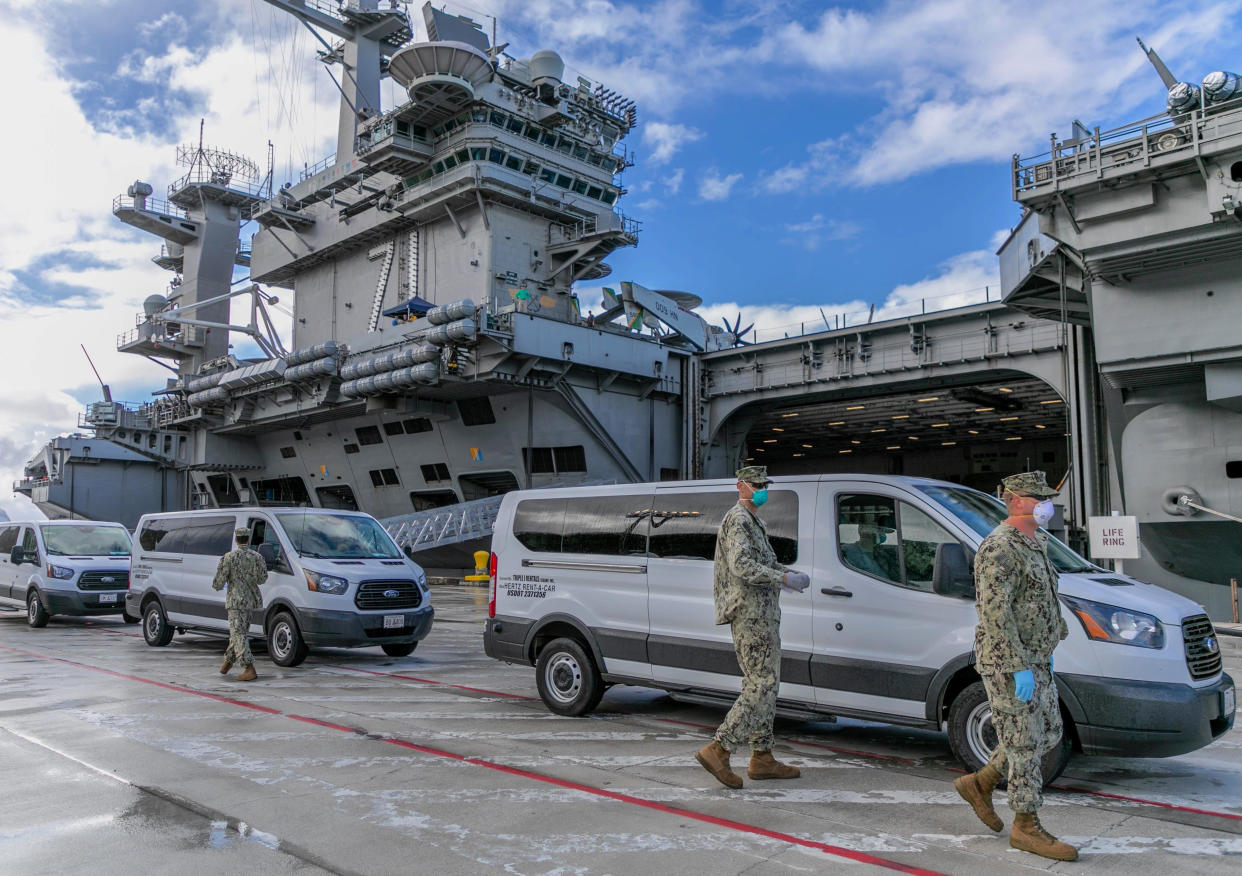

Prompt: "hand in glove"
[1049,654,1054,674]
[1013,669,1035,703]
[781,571,810,593]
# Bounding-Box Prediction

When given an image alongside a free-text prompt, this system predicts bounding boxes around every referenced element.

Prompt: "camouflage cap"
[1001,470,1059,498]
[234,527,252,539]
[736,465,771,486]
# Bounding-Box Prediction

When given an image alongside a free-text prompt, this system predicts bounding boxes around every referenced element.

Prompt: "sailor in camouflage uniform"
[954,471,1078,862]
[213,527,268,682]
[695,466,810,788]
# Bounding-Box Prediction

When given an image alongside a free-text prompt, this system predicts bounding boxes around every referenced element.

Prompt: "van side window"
[837,494,962,592]
[513,495,652,555]
[249,518,290,573]
[562,496,649,556]
[20,528,37,558]
[139,516,235,555]
[0,525,19,554]
[513,499,566,552]
[649,491,798,563]
[896,503,960,591]
[837,495,902,585]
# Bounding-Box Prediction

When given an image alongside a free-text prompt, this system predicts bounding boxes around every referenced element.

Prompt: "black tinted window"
[649,491,798,563]
[0,525,19,553]
[562,496,650,556]
[356,425,383,445]
[251,476,310,506]
[512,499,565,552]
[458,397,495,426]
[140,516,234,555]
[513,495,652,555]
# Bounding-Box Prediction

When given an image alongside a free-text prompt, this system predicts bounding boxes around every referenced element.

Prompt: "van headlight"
[305,570,349,595]
[46,563,75,580]
[1062,595,1164,648]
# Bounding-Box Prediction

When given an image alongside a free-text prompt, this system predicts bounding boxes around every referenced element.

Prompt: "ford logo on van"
[1204,636,1219,655]
[383,589,400,599]
[101,576,116,584]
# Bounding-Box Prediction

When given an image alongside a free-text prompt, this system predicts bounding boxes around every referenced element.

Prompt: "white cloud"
[643,121,704,164]
[781,214,860,250]
[696,236,1002,342]
[665,167,685,195]
[699,170,742,201]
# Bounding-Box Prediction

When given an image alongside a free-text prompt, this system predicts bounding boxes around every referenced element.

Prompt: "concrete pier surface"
[2,585,1238,875]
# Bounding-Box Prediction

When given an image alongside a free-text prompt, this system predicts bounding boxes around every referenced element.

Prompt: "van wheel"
[268,611,309,667]
[27,591,49,628]
[535,637,604,717]
[381,642,417,657]
[947,680,1072,786]
[142,600,174,647]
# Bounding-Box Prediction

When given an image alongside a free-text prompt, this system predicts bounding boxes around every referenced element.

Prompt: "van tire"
[535,637,604,716]
[268,611,309,667]
[381,642,417,657]
[142,600,174,647]
[947,680,1072,786]
[27,590,49,628]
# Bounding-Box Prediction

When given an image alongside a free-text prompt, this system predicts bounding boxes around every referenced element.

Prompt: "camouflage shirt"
[212,547,268,610]
[973,523,1069,672]
[713,503,793,624]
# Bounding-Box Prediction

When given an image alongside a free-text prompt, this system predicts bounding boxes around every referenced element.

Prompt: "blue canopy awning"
[382,296,436,320]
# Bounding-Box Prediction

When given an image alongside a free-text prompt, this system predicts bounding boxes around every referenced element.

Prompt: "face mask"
[750,487,769,508]
[1032,499,1055,526]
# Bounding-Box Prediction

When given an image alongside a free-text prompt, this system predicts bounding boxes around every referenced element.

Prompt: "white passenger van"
[128,508,433,666]
[484,476,1235,777]
[0,520,134,627]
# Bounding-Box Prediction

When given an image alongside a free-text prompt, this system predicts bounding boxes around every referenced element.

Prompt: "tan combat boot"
[1010,812,1079,861]
[234,665,258,682]
[748,750,800,780]
[695,740,743,789]
[953,763,1003,831]
[220,658,233,675]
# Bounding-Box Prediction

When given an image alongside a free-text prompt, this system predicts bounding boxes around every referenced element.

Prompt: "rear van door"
[647,484,815,703]
[507,489,653,680]
[0,524,21,599]
[811,480,978,720]
[175,514,238,631]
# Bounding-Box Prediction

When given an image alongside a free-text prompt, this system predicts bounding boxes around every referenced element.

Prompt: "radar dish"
[143,294,169,316]
[389,41,494,125]
[655,290,703,310]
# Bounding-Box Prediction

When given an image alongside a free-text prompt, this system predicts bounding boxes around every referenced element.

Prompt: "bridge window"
[402,417,433,434]
[522,445,586,474]
[280,446,296,458]
[383,421,404,437]
[369,468,400,487]
[421,462,451,483]
[251,476,310,507]
[355,425,383,445]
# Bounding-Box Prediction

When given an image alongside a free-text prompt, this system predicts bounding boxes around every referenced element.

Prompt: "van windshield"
[40,525,131,557]
[915,485,1099,573]
[275,513,402,559]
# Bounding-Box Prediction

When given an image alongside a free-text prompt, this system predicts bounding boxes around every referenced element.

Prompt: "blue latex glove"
[1013,669,1035,702]
[1049,655,1055,674]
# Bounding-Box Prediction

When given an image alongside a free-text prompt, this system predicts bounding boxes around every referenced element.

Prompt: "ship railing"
[168,167,269,200]
[13,475,59,491]
[549,212,640,245]
[300,153,336,181]
[117,320,204,350]
[745,285,1000,344]
[383,495,506,554]
[112,193,187,219]
[1013,93,1242,197]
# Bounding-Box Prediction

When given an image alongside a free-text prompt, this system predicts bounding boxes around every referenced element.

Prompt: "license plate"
[383,614,404,629]
[99,593,117,604]
[1224,686,1236,719]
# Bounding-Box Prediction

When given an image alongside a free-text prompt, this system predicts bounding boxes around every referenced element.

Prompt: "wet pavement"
[1,586,1238,875]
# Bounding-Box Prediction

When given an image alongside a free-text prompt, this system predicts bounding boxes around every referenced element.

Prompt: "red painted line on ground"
[1051,783,1242,822]
[0,642,944,875]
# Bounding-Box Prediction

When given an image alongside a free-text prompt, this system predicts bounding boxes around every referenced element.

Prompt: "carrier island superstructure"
[37,1,736,548]
[14,8,1242,617]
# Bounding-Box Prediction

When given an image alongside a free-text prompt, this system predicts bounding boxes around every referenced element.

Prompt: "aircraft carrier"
[14,3,1242,615]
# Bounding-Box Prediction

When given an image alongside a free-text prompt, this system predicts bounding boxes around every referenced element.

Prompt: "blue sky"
[1,0,1239,514]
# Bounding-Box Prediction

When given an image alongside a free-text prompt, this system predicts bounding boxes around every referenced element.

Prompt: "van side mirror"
[932,542,975,598]
[9,546,27,566]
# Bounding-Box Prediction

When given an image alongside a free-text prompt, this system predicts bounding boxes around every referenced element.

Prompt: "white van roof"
[6,519,127,528]
[136,507,375,523]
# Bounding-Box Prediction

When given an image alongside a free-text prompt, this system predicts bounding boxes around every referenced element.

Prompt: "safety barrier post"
[1232,577,1239,624]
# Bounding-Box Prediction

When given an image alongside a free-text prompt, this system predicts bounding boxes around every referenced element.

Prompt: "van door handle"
[820,587,853,598]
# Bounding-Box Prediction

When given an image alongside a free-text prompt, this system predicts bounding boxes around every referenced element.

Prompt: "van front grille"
[355,579,422,610]
[1182,614,1222,680]
[77,570,130,591]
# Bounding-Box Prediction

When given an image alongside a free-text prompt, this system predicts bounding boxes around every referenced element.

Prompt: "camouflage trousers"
[715,617,780,753]
[224,608,254,669]
[980,662,1061,813]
